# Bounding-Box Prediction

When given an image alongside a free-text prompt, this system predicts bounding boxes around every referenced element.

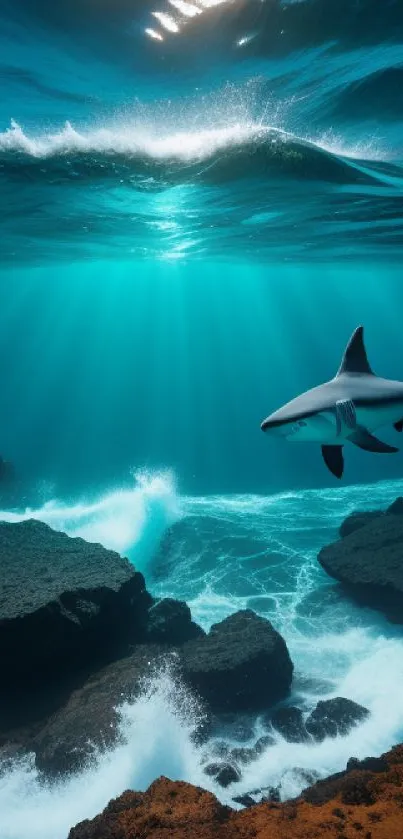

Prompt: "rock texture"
[180,610,293,712]
[69,745,403,839]
[319,505,403,621]
[0,519,152,685]
[146,598,205,644]
[267,706,309,743]
[305,698,369,741]
[30,645,170,775]
[339,496,403,538]
[24,610,293,775]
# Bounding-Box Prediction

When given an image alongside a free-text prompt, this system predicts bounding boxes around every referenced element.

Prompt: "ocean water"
[1,1,403,837]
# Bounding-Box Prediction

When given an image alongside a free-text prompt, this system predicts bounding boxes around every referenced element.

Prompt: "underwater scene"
[1,2,403,838]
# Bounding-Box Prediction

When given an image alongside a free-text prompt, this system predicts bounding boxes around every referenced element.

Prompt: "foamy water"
[2,475,403,838]
[0,116,383,165]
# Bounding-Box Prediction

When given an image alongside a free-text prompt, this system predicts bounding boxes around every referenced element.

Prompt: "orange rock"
[69,745,403,839]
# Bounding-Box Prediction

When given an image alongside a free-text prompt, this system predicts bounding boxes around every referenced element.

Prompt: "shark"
[261,326,403,478]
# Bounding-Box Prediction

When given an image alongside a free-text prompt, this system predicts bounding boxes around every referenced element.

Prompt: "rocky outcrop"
[0,519,294,776]
[0,519,153,735]
[25,611,293,775]
[319,504,403,621]
[0,519,151,683]
[146,598,205,644]
[180,610,293,712]
[30,645,170,775]
[339,496,403,538]
[68,745,403,839]
[305,697,369,741]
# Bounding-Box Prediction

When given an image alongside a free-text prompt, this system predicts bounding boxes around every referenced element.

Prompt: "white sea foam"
[0,118,272,162]
[0,114,383,167]
[0,470,180,573]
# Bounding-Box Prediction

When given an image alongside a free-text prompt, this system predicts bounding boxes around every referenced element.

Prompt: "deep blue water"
[1,0,403,267]
[1,3,403,838]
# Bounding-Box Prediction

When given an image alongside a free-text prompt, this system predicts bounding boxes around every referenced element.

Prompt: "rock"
[29,645,170,775]
[339,511,381,538]
[346,756,389,773]
[210,713,256,743]
[339,497,403,539]
[230,735,273,766]
[203,762,241,787]
[305,698,369,741]
[180,610,293,712]
[69,746,403,838]
[230,746,258,765]
[267,706,310,743]
[319,514,403,620]
[386,496,403,516]
[68,778,233,839]
[232,794,256,808]
[146,598,205,644]
[0,519,152,732]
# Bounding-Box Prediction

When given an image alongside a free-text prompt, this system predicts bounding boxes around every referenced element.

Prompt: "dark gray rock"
[0,519,152,683]
[203,762,241,787]
[180,610,293,712]
[339,511,381,538]
[387,497,403,516]
[339,497,403,538]
[0,519,153,736]
[29,645,172,775]
[305,698,369,741]
[210,713,256,743]
[232,794,256,808]
[346,756,389,773]
[230,735,273,766]
[267,706,310,743]
[319,514,403,621]
[146,598,205,644]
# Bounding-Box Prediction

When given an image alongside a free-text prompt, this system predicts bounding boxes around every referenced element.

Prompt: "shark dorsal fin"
[337,326,375,377]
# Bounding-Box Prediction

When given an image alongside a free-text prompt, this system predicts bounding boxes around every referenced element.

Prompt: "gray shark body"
[261,326,403,478]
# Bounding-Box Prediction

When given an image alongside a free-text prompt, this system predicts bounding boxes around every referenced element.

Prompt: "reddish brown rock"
[69,745,403,839]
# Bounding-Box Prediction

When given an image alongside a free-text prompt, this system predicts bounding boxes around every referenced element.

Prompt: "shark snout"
[261,416,287,436]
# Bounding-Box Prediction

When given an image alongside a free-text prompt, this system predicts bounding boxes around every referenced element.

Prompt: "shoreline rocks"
[0,519,294,776]
[68,745,403,839]
[319,499,403,621]
[180,610,293,713]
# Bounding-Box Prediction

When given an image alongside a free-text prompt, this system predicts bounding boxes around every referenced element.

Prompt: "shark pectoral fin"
[394,420,403,433]
[335,399,357,434]
[349,428,399,454]
[321,445,344,478]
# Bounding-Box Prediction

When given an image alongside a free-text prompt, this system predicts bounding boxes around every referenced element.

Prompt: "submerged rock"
[180,610,293,712]
[267,706,310,743]
[319,513,403,621]
[203,762,241,788]
[230,735,273,767]
[305,697,369,741]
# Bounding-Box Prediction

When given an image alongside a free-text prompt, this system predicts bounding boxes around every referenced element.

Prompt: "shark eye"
[298,420,307,427]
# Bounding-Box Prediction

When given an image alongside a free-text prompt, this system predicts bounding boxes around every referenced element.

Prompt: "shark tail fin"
[336,326,375,377]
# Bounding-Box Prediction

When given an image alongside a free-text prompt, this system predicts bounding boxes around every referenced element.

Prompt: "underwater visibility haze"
[1,1,403,838]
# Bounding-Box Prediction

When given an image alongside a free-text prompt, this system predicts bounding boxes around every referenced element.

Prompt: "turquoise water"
[2,265,403,497]
[1,1,403,837]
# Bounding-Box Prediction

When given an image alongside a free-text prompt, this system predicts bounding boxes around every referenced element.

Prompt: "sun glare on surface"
[145,0,234,41]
